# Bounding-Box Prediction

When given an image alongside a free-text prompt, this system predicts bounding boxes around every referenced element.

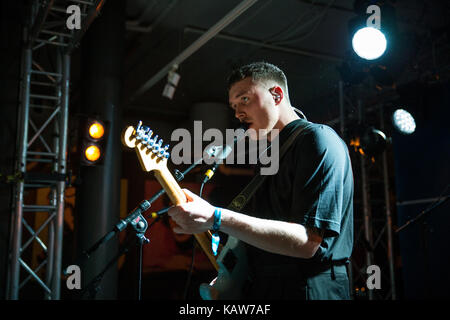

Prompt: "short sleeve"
[289,125,349,238]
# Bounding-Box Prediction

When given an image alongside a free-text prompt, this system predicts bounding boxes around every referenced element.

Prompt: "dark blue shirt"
[246,119,354,272]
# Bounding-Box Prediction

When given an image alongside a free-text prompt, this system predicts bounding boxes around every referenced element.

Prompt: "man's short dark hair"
[227,61,289,98]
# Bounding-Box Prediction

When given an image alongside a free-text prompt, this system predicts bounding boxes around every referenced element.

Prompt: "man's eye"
[242,97,249,103]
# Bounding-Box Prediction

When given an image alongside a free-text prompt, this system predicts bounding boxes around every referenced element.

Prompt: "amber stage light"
[84,145,101,162]
[88,122,105,140]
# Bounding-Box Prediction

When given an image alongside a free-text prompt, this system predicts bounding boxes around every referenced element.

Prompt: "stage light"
[392,109,416,135]
[88,122,105,140]
[352,27,387,60]
[361,127,388,157]
[162,83,176,100]
[350,126,389,157]
[162,65,180,100]
[79,117,108,166]
[84,145,101,162]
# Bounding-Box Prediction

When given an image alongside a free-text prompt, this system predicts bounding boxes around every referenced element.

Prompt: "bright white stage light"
[392,109,416,134]
[352,27,387,60]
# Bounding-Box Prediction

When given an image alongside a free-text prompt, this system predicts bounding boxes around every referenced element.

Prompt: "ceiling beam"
[298,0,353,13]
[128,0,259,103]
[184,26,344,62]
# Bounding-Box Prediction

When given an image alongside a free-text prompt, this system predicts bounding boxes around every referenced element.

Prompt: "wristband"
[212,207,222,232]
[211,208,222,256]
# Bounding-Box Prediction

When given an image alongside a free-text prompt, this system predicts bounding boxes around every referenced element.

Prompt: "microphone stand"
[395,195,449,233]
[395,194,449,297]
[80,230,134,299]
[67,158,204,300]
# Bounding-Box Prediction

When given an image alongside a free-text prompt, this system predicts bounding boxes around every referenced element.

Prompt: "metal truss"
[7,0,106,300]
[335,82,397,300]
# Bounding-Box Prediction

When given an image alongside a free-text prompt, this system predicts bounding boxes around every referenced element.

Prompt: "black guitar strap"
[227,122,310,212]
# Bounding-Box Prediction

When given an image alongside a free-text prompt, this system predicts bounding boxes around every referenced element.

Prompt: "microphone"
[202,123,247,184]
[115,200,151,232]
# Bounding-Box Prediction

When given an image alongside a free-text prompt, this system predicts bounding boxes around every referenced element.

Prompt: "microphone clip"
[130,214,150,244]
[115,200,151,232]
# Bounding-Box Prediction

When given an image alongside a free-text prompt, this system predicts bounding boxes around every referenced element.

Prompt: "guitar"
[122,121,249,300]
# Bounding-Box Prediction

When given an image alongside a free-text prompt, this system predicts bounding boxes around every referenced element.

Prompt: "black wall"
[393,80,450,299]
[73,0,126,299]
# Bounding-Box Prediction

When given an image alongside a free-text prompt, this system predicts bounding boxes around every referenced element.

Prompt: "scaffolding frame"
[7,0,105,300]
[335,81,397,300]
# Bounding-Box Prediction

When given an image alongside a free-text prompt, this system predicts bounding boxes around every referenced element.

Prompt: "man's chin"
[246,127,269,141]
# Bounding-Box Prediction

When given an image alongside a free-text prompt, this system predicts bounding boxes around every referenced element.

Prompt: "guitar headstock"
[122,121,170,173]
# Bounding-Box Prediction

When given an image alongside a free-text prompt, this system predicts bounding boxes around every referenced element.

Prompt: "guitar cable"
[143,173,207,299]
[182,180,207,299]
[142,144,232,298]
[182,126,246,298]
[182,240,197,299]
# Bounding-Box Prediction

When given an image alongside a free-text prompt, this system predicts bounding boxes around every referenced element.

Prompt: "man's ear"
[270,86,283,104]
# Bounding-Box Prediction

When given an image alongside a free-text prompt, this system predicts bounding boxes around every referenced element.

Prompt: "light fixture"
[392,109,416,135]
[350,126,389,157]
[162,65,180,100]
[84,144,101,162]
[352,27,387,60]
[80,118,108,166]
[88,122,105,139]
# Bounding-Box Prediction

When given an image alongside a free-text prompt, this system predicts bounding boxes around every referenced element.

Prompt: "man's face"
[228,77,278,140]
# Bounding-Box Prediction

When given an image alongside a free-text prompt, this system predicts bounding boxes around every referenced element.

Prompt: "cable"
[292,107,308,120]
[263,0,319,43]
[229,0,273,34]
[418,184,450,218]
[199,181,206,198]
[243,0,332,62]
[272,0,336,46]
[182,241,197,299]
[181,177,208,299]
[396,183,450,233]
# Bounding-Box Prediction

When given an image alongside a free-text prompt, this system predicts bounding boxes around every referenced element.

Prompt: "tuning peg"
[136,123,151,141]
[136,121,142,132]
[148,134,158,147]
[142,129,153,145]
[158,144,169,158]
[153,139,163,153]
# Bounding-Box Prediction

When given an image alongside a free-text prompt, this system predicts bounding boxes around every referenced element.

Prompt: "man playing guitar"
[168,62,354,300]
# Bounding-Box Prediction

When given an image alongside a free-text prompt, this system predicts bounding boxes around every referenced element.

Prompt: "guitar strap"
[227,122,310,212]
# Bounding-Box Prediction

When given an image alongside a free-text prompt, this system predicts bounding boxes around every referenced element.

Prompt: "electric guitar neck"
[122,122,219,271]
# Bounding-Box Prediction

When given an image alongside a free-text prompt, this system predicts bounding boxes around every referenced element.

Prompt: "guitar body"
[122,122,249,300]
[200,235,249,300]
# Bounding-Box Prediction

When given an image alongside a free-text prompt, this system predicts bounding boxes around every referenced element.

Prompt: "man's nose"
[234,106,245,120]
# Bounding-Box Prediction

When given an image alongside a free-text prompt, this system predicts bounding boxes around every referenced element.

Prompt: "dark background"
[1,0,449,300]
